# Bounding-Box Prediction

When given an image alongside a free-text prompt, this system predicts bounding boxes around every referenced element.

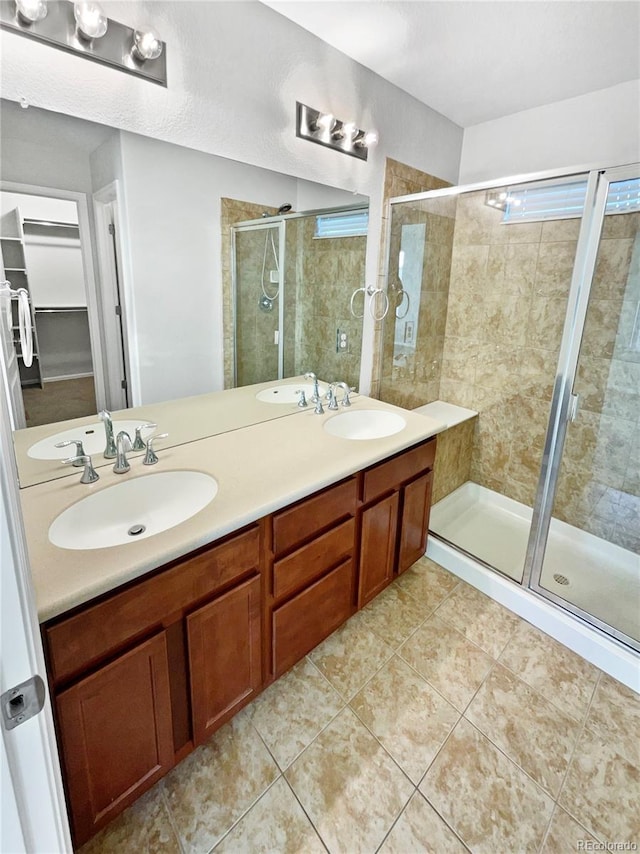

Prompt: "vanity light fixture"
[0,0,167,86]
[296,102,378,162]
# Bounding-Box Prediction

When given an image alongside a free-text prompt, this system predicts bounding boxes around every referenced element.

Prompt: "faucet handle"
[342,386,355,407]
[132,422,157,451]
[143,433,169,466]
[295,390,308,408]
[327,384,339,410]
[313,396,324,415]
[55,439,86,465]
[98,409,117,458]
[304,371,320,402]
[63,454,99,484]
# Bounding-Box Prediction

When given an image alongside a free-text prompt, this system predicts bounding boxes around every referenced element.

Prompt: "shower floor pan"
[430,481,640,643]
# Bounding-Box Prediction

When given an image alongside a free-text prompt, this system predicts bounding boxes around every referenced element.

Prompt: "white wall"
[460,80,640,184]
[0,0,463,396]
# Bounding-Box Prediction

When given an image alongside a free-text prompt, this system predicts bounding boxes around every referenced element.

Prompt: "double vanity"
[15,378,444,846]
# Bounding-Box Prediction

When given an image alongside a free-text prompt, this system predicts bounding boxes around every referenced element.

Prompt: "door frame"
[0,379,72,851]
[93,181,131,410]
[0,180,108,413]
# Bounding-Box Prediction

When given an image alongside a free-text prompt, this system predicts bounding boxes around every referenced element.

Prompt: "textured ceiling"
[262,1,640,127]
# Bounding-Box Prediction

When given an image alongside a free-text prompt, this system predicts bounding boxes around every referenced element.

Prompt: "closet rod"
[35,307,88,314]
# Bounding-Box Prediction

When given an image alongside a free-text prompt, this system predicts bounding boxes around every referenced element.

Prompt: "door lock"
[1,675,45,730]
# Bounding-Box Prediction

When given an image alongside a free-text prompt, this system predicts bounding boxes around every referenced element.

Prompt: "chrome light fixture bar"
[296,102,378,162]
[0,0,167,86]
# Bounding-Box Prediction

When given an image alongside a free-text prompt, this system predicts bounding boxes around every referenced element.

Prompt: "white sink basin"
[323,409,407,440]
[48,470,218,550]
[256,382,327,404]
[28,420,153,461]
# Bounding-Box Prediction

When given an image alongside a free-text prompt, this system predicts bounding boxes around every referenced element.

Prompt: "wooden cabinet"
[44,525,263,846]
[55,632,174,844]
[398,470,433,573]
[44,438,436,846]
[188,576,262,744]
[358,493,399,607]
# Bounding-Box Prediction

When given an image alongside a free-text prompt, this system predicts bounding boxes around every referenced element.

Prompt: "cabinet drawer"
[273,518,355,601]
[45,526,260,685]
[273,477,357,556]
[363,439,436,504]
[272,558,353,677]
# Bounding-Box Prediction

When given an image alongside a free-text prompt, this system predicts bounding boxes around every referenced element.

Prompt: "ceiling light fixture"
[296,103,378,162]
[1,0,167,85]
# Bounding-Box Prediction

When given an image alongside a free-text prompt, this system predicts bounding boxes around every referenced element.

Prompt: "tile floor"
[79,557,640,854]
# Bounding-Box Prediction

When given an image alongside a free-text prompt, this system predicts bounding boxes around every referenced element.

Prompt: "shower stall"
[381,164,639,651]
[231,206,368,389]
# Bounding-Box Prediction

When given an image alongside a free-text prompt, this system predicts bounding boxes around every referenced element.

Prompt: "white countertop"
[19,394,445,623]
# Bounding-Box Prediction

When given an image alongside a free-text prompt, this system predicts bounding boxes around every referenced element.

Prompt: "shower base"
[430,481,640,645]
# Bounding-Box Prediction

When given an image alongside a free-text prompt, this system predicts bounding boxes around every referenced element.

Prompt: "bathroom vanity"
[17,386,443,845]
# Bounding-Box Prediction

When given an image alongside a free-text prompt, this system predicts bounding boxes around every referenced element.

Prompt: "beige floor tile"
[541,807,598,853]
[309,611,394,700]
[465,663,581,797]
[357,582,430,649]
[78,785,180,854]
[285,707,413,853]
[585,673,640,767]
[379,792,468,853]
[499,621,600,721]
[163,710,279,854]
[435,582,521,657]
[350,655,460,784]
[559,726,640,844]
[394,557,460,611]
[214,777,325,854]
[399,614,494,711]
[420,719,554,853]
[248,657,344,770]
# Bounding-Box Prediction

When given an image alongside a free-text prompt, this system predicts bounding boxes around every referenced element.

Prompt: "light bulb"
[132,27,163,61]
[363,130,379,147]
[15,0,47,23]
[315,112,334,132]
[342,121,357,139]
[74,2,108,39]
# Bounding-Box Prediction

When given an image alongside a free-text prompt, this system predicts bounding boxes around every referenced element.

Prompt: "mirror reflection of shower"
[259,204,291,313]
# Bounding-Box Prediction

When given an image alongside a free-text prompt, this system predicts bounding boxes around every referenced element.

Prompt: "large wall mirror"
[0,98,369,483]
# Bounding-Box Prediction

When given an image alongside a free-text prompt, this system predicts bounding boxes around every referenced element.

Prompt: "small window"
[490,177,640,223]
[314,210,369,239]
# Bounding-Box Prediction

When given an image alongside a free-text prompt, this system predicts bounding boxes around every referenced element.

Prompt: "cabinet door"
[398,471,433,574]
[56,633,174,846]
[358,492,399,607]
[188,575,262,745]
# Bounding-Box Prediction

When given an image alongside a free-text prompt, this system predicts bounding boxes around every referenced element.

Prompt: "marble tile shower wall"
[293,216,365,391]
[440,194,639,547]
[371,159,451,398]
[378,198,456,409]
[221,198,278,388]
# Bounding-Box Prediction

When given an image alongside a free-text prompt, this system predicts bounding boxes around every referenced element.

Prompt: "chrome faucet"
[113,431,132,474]
[327,384,339,410]
[295,389,308,408]
[62,454,99,484]
[98,410,117,459]
[304,371,320,403]
[334,381,353,407]
[143,432,169,465]
[55,439,86,466]
[132,422,157,451]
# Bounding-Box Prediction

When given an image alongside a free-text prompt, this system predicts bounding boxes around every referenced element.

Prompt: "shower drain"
[553,573,570,586]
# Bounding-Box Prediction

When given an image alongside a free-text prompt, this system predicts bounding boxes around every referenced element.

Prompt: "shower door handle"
[567,393,580,423]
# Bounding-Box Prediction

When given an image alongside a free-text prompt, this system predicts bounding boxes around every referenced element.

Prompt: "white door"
[0,281,26,430]
[0,380,71,850]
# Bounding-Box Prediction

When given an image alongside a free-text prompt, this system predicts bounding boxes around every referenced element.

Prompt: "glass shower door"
[233,223,284,386]
[531,168,640,647]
